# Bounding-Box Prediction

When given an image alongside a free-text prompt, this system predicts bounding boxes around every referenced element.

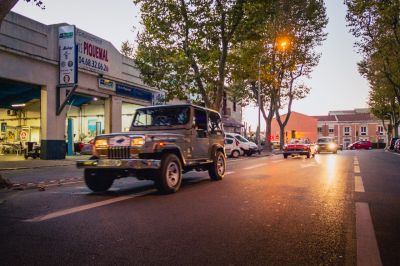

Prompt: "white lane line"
[356,203,383,266]
[24,190,155,222]
[243,163,265,170]
[354,165,360,174]
[355,176,365,193]
[300,163,315,168]
[225,171,235,175]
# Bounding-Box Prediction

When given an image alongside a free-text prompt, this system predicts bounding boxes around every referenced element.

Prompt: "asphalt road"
[0,150,399,265]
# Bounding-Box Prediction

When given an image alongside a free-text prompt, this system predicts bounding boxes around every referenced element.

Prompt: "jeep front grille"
[107,146,131,159]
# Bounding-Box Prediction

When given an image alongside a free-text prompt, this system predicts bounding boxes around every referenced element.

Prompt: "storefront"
[0,12,160,159]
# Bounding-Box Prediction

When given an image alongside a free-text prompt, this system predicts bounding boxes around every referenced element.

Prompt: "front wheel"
[208,150,226,181]
[306,152,311,158]
[283,154,288,159]
[154,154,182,194]
[84,169,114,192]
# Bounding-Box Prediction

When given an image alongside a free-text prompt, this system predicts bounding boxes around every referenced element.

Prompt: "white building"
[0,12,159,159]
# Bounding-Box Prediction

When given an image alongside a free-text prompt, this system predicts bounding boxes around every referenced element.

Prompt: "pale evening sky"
[12,0,370,130]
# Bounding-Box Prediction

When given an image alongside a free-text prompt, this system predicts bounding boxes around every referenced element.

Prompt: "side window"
[193,109,207,138]
[208,112,223,135]
[225,139,233,145]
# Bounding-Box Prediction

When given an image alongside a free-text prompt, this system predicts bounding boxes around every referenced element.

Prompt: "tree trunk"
[0,0,18,27]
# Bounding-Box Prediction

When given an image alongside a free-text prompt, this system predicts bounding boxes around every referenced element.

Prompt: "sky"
[12,0,370,130]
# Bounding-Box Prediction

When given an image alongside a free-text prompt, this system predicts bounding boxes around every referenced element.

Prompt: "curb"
[7,177,84,191]
[0,163,75,172]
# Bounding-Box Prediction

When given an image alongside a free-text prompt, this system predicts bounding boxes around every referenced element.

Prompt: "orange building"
[271,112,318,143]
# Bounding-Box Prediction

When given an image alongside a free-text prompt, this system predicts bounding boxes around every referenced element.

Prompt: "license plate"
[97,159,122,167]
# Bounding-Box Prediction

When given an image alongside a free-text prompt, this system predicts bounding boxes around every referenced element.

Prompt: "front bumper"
[283,150,309,155]
[76,159,161,169]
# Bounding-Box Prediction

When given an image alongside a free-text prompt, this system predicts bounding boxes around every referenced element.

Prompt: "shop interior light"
[93,97,98,101]
[11,103,26,107]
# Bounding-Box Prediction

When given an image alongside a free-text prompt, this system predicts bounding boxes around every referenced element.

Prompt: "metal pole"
[257,57,262,152]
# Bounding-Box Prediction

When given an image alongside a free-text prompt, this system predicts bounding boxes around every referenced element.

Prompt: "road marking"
[225,171,235,175]
[24,190,155,222]
[355,176,365,192]
[243,163,265,170]
[300,163,315,168]
[356,202,383,266]
[272,160,283,163]
[354,165,360,174]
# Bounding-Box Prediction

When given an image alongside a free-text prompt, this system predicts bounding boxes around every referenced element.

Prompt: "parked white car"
[225,133,259,156]
[224,138,243,158]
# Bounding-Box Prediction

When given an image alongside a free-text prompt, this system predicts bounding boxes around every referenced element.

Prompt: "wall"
[271,112,318,142]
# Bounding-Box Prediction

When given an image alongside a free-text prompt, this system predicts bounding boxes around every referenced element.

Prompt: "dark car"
[394,139,400,153]
[316,137,338,154]
[348,140,372,150]
[389,137,399,150]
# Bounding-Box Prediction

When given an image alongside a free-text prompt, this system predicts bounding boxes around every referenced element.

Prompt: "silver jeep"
[77,104,226,194]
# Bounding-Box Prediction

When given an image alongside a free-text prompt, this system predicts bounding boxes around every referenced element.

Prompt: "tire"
[84,169,114,192]
[306,152,311,158]
[246,150,253,157]
[283,154,288,159]
[333,150,337,154]
[208,150,226,181]
[154,154,182,194]
[231,150,240,158]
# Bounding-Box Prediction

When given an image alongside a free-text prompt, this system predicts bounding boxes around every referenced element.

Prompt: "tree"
[0,0,45,26]
[120,40,134,58]
[345,0,400,104]
[133,0,269,111]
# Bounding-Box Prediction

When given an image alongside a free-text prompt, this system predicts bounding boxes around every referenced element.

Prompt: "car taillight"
[235,139,240,146]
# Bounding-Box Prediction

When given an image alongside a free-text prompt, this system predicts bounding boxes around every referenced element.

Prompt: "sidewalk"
[0,155,90,171]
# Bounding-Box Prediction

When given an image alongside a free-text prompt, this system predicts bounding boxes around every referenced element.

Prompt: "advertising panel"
[58,25,77,86]
[77,29,110,74]
[116,83,153,102]
[98,78,115,91]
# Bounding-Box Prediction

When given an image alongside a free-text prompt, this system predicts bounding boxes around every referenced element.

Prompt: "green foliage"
[133,0,271,110]
[120,40,134,58]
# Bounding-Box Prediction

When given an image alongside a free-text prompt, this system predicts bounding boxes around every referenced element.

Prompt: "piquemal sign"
[77,29,110,74]
[58,25,77,86]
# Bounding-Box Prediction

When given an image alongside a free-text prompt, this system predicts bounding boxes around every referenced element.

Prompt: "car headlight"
[328,143,336,150]
[95,139,108,148]
[131,137,145,146]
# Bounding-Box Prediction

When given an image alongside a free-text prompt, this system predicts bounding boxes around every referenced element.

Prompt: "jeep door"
[192,108,209,159]
[208,111,224,151]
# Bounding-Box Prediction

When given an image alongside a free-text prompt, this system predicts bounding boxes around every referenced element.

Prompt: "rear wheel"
[154,154,182,194]
[306,152,311,158]
[283,154,288,159]
[208,150,225,181]
[84,169,114,192]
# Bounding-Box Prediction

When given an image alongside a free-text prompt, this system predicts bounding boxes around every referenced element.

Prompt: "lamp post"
[257,54,266,153]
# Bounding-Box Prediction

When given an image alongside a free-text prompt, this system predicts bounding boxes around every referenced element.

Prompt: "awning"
[222,117,244,128]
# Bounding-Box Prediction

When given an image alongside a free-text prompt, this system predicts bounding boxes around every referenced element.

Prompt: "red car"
[348,140,372,150]
[283,139,317,159]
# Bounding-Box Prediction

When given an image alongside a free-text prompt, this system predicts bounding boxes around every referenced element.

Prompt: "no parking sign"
[20,130,28,141]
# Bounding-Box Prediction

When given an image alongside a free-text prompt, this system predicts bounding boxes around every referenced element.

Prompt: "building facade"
[271,112,318,143]
[0,12,160,159]
[270,109,387,147]
[315,109,386,148]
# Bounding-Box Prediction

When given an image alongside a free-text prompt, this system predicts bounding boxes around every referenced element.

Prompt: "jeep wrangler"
[77,104,226,194]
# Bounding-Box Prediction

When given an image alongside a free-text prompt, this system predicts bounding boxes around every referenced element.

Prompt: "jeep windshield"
[131,106,190,128]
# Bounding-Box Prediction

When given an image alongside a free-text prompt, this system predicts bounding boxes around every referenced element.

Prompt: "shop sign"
[116,83,153,102]
[98,78,115,91]
[77,29,110,74]
[58,25,77,86]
